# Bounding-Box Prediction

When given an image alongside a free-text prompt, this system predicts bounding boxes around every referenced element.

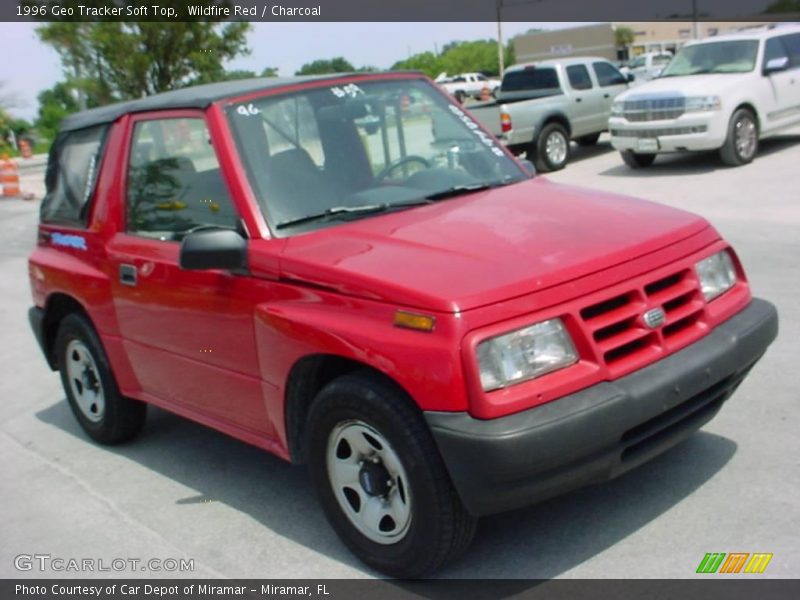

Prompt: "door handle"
[575,98,582,103]
[119,264,137,286]
[604,93,610,98]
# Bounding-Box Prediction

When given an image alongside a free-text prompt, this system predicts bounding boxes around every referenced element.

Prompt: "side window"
[566,65,593,90]
[780,33,800,67]
[126,118,238,240]
[40,125,106,226]
[593,61,627,86]
[764,37,789,66]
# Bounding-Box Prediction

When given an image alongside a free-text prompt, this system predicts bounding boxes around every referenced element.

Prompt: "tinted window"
[566,65,593,90]
[764,37,789,66]
[501,68,560,93]
[40,125,106,226]
[780,33,800,67]
[126,118,238,240]
[592,62,627,86]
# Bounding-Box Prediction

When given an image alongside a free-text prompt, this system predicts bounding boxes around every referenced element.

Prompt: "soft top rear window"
[40,125,107,227]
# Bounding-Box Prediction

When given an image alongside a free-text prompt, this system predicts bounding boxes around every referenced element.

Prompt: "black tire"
[532,122,570,172]
[576,132,601,146]
[306,371,477,578]
[55,313,146,445]
[620,150,656,168]
[720,108,759,166]
[453,90,466,104]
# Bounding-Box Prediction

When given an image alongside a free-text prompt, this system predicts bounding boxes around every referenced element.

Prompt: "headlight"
[684,96,722,112]
[477,318,578,391]
[611,101,624,117]
[695,250,737,301]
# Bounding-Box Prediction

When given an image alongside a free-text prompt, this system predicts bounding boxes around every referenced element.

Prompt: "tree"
[36,19,251,105]
[260,67,280,78]
[392,40,514,78]
[295,57,356,76]
[219,69,257,81]
[36,82,81,141]
[614,26,636,49]
[764,0,800,11]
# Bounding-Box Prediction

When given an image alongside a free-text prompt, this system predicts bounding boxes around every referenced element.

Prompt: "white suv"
[609,25,800,168]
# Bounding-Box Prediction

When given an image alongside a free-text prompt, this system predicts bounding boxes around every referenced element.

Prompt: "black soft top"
[59,73,379,132]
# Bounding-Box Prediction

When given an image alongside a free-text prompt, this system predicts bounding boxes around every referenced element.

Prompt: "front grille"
[579,268,706,376]
[622,97,685,121]
[611,125,707,138]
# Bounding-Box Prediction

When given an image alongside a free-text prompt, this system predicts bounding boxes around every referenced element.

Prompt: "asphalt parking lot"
[1,132,798,580]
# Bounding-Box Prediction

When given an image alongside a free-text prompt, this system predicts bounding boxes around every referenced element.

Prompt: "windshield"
[227,78,526,234]
[660,40,759,76]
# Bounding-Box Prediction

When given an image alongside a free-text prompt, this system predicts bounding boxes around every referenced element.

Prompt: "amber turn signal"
[393,310,436,332]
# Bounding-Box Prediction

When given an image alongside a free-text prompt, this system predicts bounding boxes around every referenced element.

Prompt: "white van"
[609,25,800,168]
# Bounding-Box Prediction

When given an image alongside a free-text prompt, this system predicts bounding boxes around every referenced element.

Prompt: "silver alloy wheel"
[545,130,568,165]
[734,115,757,160]
[65,339,105,423]
[326,420,412,545]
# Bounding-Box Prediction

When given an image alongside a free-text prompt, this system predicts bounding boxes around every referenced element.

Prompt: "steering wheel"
[375,155,431,182]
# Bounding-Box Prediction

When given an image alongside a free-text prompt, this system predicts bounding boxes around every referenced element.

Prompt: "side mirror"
[764,56,789,74]
[626,73,636,83]
[179,229,247,271]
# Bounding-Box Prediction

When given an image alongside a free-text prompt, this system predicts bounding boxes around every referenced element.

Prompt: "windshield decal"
[330,84,365,99]
[235,103,261,117]
[447,105,505,157]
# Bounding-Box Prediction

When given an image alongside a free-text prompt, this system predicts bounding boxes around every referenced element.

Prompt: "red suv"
[28,72,778,577]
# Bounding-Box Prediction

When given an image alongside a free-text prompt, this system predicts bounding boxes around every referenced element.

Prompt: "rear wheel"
[55,313,146,444]
[620,150,656,168]
[453,90,466,104]
[576,132,601,146]
[306,372,477,578]
[720,108,758,166]
[532,122,570,172]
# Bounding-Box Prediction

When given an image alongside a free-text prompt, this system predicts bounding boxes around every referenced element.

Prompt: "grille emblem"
[643,307,666,329]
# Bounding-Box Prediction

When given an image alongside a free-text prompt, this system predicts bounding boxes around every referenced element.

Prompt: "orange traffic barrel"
[19,139,33,159]
[1,154,21,197]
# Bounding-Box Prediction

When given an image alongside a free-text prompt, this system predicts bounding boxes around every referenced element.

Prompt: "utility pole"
[692,0,700,39]
[496,0,505,77]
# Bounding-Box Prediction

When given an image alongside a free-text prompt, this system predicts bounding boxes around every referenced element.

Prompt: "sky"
[0,21,591,120]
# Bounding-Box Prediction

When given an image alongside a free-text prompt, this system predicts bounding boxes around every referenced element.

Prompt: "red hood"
[276,178,712,312]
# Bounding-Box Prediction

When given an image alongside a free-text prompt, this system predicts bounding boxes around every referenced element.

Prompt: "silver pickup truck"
[469,57,632,171]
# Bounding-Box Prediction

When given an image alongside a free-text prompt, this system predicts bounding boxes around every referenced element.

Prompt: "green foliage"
[220,70,258,81]
[764,0,800,11]
[260,67,280,78]
[36,82,81,141]
[295,57,356,76]
[36,18,251,103]
[614,26,636,48]
[391,40,514,78]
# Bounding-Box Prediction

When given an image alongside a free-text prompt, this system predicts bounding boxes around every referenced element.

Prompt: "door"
[565,64,602,136]
[591,61,630,130]
[107,112,270,434]
[762,34,800,131]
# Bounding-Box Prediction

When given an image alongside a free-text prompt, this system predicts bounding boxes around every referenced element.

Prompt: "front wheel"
[306,372,477,578]
[55,313,146,444]
[532,123,571,172]
[720,108,758,166]
[620,150,656,168]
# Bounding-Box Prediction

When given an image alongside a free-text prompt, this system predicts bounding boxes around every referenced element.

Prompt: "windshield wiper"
[275,200,432,230]
[423,179,519,201]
